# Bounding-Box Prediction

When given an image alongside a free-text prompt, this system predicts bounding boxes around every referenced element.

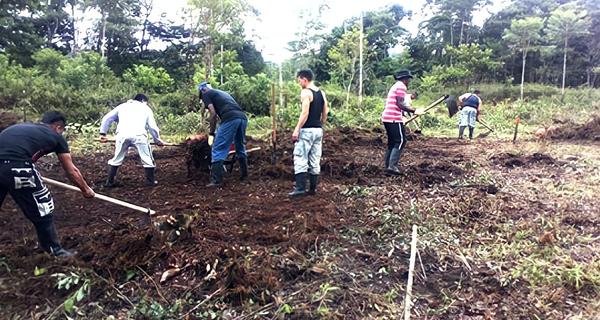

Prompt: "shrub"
[123,64,175,94]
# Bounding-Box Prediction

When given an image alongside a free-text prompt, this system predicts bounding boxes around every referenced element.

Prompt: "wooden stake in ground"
[271,82,277,164]
[404,225,418,320]
[513,116,521,144]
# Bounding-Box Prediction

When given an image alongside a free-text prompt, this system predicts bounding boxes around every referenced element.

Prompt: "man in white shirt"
[99,94,165,187]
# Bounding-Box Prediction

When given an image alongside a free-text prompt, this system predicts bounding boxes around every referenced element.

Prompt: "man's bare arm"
[321,91,329,124]
[207,104,219,135]
[57,153,95,198]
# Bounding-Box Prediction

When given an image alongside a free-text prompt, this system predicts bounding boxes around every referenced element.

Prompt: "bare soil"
[551,115,600,141]
[0,129,598,319]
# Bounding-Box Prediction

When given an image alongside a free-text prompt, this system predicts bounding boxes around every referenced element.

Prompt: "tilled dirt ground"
[0,129,598,319]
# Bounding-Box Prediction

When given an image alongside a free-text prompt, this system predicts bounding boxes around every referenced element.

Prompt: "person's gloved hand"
[82,187,95,198]
[208,133,215,146]
[155,139,165,147]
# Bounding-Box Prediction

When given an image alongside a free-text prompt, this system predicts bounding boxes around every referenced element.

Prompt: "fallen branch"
[179,287,224,319]
[136,266,169,305]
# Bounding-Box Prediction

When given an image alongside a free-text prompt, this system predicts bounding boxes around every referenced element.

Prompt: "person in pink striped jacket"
[381,70,424,176]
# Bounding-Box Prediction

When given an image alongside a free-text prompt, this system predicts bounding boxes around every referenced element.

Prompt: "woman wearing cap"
[381,70,424,176]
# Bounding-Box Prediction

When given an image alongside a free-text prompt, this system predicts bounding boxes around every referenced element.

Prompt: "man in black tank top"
[289,69,329,197]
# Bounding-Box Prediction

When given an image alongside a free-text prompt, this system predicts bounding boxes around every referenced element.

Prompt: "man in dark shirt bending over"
[0,111,95,257]
[198,82,248,187]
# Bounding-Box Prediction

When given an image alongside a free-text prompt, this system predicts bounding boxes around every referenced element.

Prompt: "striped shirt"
[381,81,407,123]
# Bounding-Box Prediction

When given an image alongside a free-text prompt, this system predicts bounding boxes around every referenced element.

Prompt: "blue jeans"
[212,118,248,162]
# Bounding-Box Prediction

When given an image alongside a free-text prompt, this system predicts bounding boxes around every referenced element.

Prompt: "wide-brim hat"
[394,70,413,80]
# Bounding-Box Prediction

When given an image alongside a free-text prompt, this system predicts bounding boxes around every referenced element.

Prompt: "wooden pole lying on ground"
[404,225,418,320]
[42,177,156,215]
[271,82,277,164]
[405,95,448,124]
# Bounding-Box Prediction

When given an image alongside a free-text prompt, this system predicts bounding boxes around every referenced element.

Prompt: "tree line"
[0,0,598,121]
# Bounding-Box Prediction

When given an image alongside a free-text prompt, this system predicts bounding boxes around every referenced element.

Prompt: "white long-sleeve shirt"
[100,100,161,141]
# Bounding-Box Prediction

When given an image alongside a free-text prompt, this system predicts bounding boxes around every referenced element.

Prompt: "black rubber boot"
[385,147,401,176]
[207,161,224,187]
[51,247,75,257]
[308,174,319,195]
[144,167,158,186]
[238,156,248,181]
[458,126,466,139]
[104,165,119,187]
[288,173,307,197]
[35,219,73,257]
[468,127,474,140]
[384,149,391,169]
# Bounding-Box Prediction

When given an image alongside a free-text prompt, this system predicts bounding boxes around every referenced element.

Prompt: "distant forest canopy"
[0,0,598,119]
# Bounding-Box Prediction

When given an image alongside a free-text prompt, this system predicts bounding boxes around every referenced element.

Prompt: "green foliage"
[34,266,47,276]
[503,17,544,49]
[32,48,66,78]
[132,297,184,319]
[327,27,367,100]
[123,64,174,93]
[57,51,119,89]
[546,4,592,44]
[156,111,207,136]
[1,50,130,120]
[52,271,92,314]
[194,50,271,116]
[418,44,500,91]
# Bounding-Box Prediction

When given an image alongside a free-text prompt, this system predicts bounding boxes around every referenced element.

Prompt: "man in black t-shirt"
[0,111,95,257]
[198,82,248,187]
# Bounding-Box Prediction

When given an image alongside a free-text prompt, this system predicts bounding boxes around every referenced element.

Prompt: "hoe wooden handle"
[97,138,181,147]
[42,177,156,215]
[405,95,449,124]
[477,119,494,132]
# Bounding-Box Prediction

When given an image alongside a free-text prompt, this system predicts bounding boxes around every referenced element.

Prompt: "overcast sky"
[150,0,509,63]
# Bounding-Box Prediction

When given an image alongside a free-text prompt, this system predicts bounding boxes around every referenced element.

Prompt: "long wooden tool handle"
[97,138,181,147]
[477,119,494,132]
[405,95,448,124]
[42,177,156,215]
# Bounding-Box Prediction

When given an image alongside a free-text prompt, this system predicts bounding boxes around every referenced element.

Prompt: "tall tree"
[0,0,44,66]
[36,0,70,49]
[287,2,329,69]
[327,27,367,107]
[503,17,544,100]
[582,0,600,87]
[188,0,257,79]
[83,0,142,74]
[546,3,592,95]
